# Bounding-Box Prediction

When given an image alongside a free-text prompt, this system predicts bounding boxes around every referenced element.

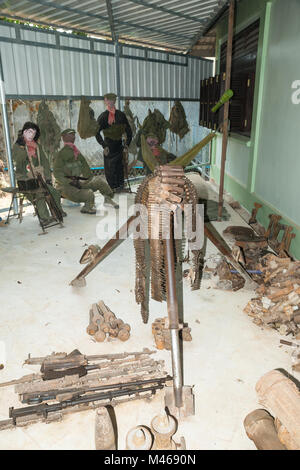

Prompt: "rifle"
[0,379,171,430]
[0,349,156,387]
[64,176,89,181]
[122,143,132,192]
[36,173,64,223]
[20,375,172,404]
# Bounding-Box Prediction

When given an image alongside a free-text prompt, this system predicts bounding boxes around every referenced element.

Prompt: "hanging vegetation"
[169,100,190,140]
[77,96,99,139]
[37,100,61,165]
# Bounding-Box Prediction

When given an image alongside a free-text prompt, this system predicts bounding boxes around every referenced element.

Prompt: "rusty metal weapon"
[70,215,137,287]
[0,348,157,388]
[0,380,169,430]
[204,223,257,289]
[36,173,64,224]
[20,375,172,404]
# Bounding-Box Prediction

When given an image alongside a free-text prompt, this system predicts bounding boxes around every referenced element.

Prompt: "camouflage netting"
[123,99,138,156]
[136,109,170,147]
[169,100,190,140]
[37,100,61,164]
[77,96,99,139]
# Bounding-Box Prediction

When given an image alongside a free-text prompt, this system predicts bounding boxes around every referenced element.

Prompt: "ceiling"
[0,0,228,54]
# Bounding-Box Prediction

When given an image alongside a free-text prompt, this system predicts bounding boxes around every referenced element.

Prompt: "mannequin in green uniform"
[54,129,118,214]
[13,121,65,224]
[142,134,175,174]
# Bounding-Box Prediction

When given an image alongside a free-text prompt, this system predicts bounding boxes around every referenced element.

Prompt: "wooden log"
[256,370,300,448]
[244,409,286,450]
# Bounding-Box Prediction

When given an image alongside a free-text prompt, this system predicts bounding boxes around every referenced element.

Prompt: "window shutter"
[244,72,255,134]
[229,73,247,133]
[219,19,260,136]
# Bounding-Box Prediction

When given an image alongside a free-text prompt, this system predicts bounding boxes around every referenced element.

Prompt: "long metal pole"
[164,214,183,409]
[217,0,235,221]
[115,38,121,110]
[0,52,18,213]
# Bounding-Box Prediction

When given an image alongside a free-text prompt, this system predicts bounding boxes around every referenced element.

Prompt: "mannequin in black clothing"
[95,93,132,192]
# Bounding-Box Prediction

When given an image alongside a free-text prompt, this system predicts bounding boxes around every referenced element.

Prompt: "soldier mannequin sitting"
[13,121,65,225]
[54,129,119,214]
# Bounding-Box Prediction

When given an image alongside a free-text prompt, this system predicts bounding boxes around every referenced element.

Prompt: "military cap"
[61,128,76,136]
[103,93,117,102]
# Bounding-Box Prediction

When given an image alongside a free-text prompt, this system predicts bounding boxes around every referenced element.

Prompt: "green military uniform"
[12,141,63,222]
[140,134,176,175]
[53,130,114,212]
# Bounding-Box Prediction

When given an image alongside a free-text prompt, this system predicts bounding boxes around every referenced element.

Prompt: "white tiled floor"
[0,176,296,450]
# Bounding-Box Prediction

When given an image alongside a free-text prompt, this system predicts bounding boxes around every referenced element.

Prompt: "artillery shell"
[155,333,165,350]
[100,322,110,333]
[110,319,119,329]
[116,318,124,328]
[86,323,98,336]
[94,330,106,342]
[105,313,116,324]
[95,407,116,450]
[108,328,119,338]
[118,328,130,341]
[182,327,192,342]
[122,323,131,332]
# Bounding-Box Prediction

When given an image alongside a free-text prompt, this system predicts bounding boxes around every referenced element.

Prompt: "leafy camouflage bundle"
[169,100,189,140]
[37,100,61,164]
[124,100,138,155]
[77,96,99,139]
[137,109,170,147]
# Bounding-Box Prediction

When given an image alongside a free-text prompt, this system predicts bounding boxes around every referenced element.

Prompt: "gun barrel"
[21,375,172,404]
[70,214,137,286]
[10,383,167,423]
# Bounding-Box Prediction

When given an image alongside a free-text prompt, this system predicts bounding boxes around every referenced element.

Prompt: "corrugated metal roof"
[0,0,228,52]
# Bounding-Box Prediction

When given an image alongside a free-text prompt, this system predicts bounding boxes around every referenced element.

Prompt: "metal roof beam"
[185,0,228,53]
[105,0,116,42]
[7,0,190,41]
[126,0,207,24]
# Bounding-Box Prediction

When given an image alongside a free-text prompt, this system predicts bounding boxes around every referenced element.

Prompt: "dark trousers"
[104,149,124,190]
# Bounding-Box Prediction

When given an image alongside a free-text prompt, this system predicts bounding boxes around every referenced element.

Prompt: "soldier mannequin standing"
[54,129,118,214]
[96,93,132,192]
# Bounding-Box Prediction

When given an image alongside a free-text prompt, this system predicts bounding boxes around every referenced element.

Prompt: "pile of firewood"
[87,301,131,342]
[244,253,300,337]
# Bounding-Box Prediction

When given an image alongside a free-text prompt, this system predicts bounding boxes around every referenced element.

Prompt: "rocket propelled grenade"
[211,89,234,113]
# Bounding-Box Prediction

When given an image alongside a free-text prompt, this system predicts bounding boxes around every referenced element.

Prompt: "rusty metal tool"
[249,202,262,225]
[204,223,257,289]
[265,214,282,240]
[278,225,293,256]
[277,226,296,257]
[285,232,296,253]
[271,221,284,243]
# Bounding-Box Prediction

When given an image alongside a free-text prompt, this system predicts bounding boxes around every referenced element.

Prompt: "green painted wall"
[211,0,300,259]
